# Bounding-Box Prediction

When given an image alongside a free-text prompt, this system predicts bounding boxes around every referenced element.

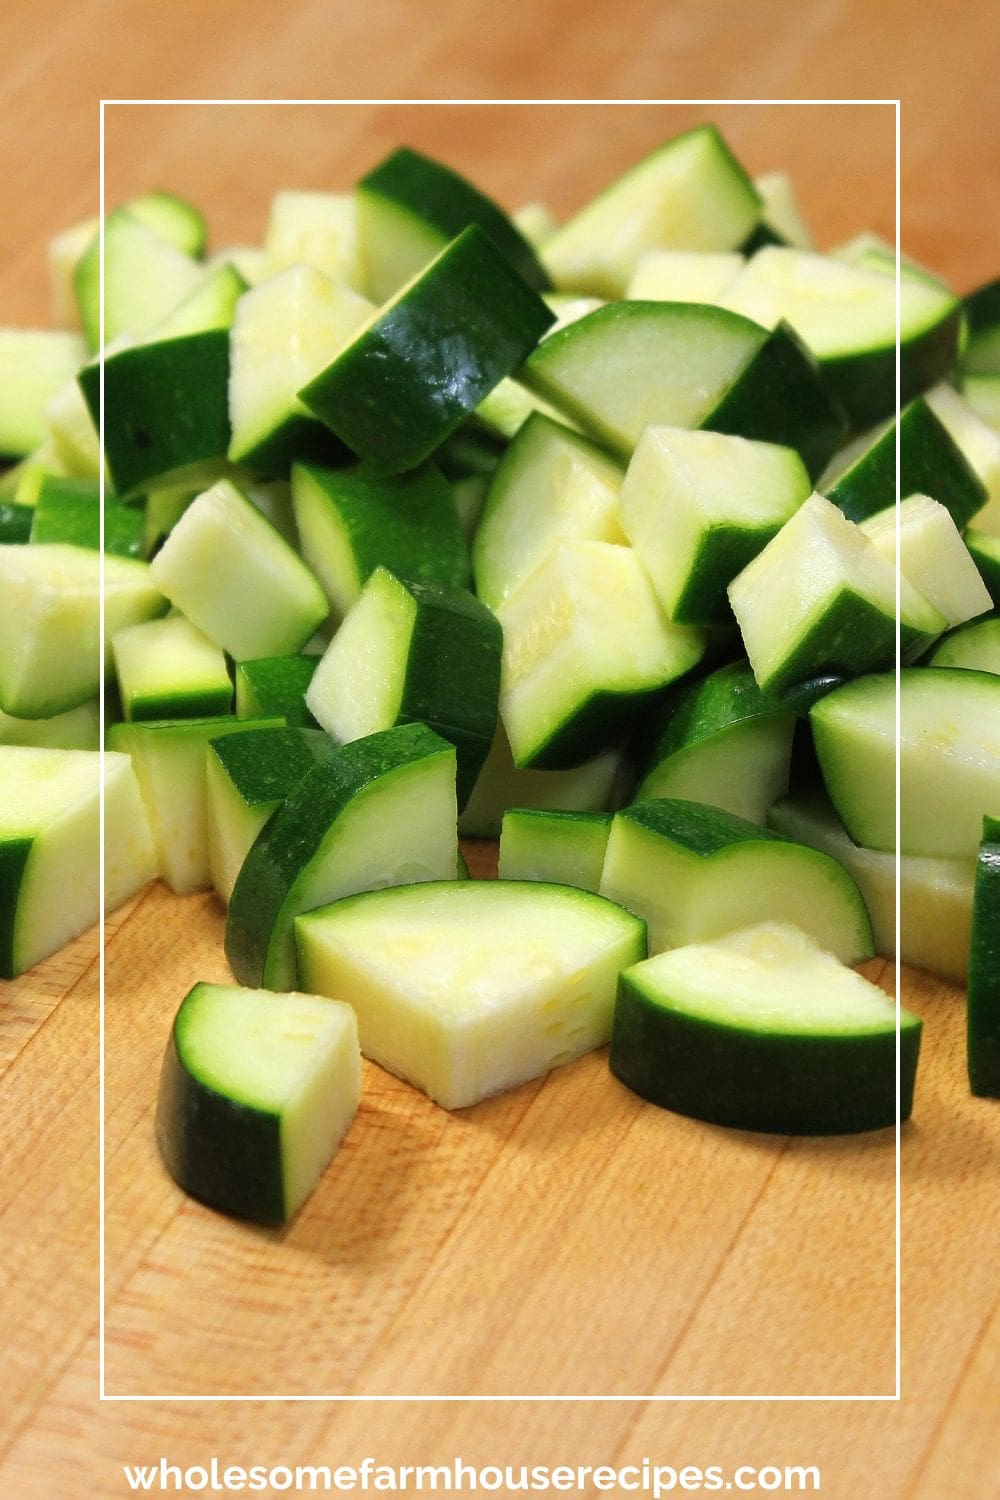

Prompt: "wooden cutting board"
[1,5,998,1495]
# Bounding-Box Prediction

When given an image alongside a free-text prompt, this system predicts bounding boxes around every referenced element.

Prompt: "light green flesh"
[928,617,1000,674]
[925,382,1000,523]
[541,126,760,297]
[637,717,794,826]
[79,213,203,349]
[962,376,1000,435]
[473,416,627,609]
[205,756,276,905]
[0,699,100,750]
[497,540,704,766]
[48,217,98,330]
[43,375,103,478]
[512,202,558,248]
[720,247,956,358]
[753,172,813,249]
[109,717,283,894]
[620,426,810,620]
[305,570,414,743]
[227,265,373,464]
[112,613,232,721]
[127,193,206,257]
[768,794,975,983]
[497,810,611,892]
[355,192,446,304]
[625,250,744,302]
[152,262,247,340]
[627,923,908,1035]
[458,725,622,839]
[149,479,328,661]
[0,330,86,457]
[296,881,645,1110]
[860,494,992,628]
[178,983,361,1219]
[599,817,872,964]
[812,669,1000,859]
[728,494,946,689]
[289,467,364,620]
[0,544,165,718]
[263,191,364,289]
[1,747,155,974]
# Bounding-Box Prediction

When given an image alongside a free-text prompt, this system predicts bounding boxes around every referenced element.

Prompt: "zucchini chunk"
[112,613,233,722]
[357,145,549,302]
[624,249,744,302]
[924,383,1000,520]
[963,277,1000,376]
[540,124,760,298]
[291,460,469,623]
[299,225,555,475]
[156,982,360,1224]
[498,808,612,893]
[235,655,319,727]
[295,880,646,1110]
[29,476,145,559]
[151,261,247,341]
[620,427,810,624]
[610,923,921,1135]
[0,746,155,977]
[497,540,705,769]
[149,478,328,661]
[968,818,1000,1097]
[305,568,501,810]
[472,412,626,611]
[263,190,364,288]
[811,668,1000,858]
[599,797,874,964]
[0,699,100,751]
[73,209,203,351]
[966,529,1000,605]
[48,217,98,330]
[0,329,86,459]
[0,544,165,718]
[636,661,795,825]
[206,726,332,904]
[749,171,813,249]
[727,493,946,696]
[768,792,975,983]
[962,374,1000,432]
[226,722,458,991]
[859,494,993,628]
[43,373,103,477]
[458,724,623,839]
[126,191,207,258]
[928,616,1000,674]
[107,715,284,893]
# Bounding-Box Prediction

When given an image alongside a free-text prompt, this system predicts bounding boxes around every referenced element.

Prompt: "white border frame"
[98,95,903,1404]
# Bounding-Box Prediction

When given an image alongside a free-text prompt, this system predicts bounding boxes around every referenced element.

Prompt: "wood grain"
[1,2,998,1494]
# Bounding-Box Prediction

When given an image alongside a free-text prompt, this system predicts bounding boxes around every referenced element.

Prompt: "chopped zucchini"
[458,724,624,839]
[235,655,319,727]
[73,209,203,351]
[112,613,233,722]
[29,476,145,559]
[927,616,1000,674]
[624,250,744,303]
[263,190,364,288]
[0,330,86,459]
[968,818,1000,1097]
[859,493,992,628]
[498,808,612,893]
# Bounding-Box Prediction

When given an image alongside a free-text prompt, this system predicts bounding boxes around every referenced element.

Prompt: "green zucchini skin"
[824,397,987,527]
[156,1018,286,1224]
[78,331,231,500]
[927,616,1000,674]
[299,226,555,474]
[0,501,33,545]
[963,277,1000,374]
[702,320,848,481]
[358,146,550,293]
[235,655,320,728]
[821,302,963,431]
[968,817,1000,1097]
[209,725,333,809]
[966,530,1000,606]
[610,972,920,1134]
[639,661,791,771]
[0,838,33,980]
[29,476,146,558]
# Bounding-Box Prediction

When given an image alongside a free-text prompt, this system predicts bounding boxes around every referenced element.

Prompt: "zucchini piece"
[142,481,198,558]
[520,303,845,480]
[963,277,1000,375]
[127,191,207,258]
[29,476,145,559]
[291,460,469,621]
[966,528,1000,604]
[263,190,363,288]
[727,493,946,696]
[624,249,744,302]
[600,797,874,963]
[357,145,549,302]
[811,668,1000,858]
[0,500,33,544]
[968,817,1000,1096]
[107,714,284,893]
[636,661,795,825]
[206,726,332,903]
[611,923,921,1135]
[299,225,555,474]
[149,478,328,660]
[227,265,373,473]
[458,724,624,839]
[859,493,993,628]
[49,217,98,330]
[0,699,100,751]
[451,474,489,541]
[540,125,760,298]
[962,373,1000,432]
[472,412,626,610]
[0,544,165,718]
[497,808,612,893]
[156,982,360,1224]
[720,247,962,427]
[750,171,813,250]
[0,330,86,458]
[820,395,987,528]
[497,540,705,770]
[0,746,155,978]
[226,722,458,990]
[73,210,203,351]
[43,374,103,478]
[78,330,231,499]
[927,616,1000,674]
[151,260,247,340]
[112,613,233,722]
[924,382,1000,523]
[235,655,319,727]
[511,202,558,249]
[620,426,810,624]
[295,879,646,1110]
[305,567,501,810]
[768,792,975,983]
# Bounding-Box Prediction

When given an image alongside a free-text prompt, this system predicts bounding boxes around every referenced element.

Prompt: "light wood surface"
[1,3,998,1495]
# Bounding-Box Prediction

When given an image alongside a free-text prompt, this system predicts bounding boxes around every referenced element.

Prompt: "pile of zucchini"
[2,125,998,1225]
